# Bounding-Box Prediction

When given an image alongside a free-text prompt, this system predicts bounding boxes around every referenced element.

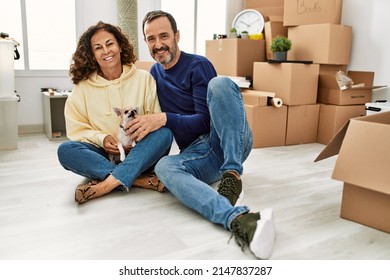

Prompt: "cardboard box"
[287,24,352,65]
[242,89,274,107]
[283,0,343,26]
[205,39,265,78]
[341,183,390,234]
[245,104,287,148]
[264,21,288,60]
[315,111,390,233]
[318,71,386,105]
[244,0,284,18]
[319,64,347,75]
[285,104,320,145]
[135,61,155,72]
[253,62,319,105]
[317,104,366,145]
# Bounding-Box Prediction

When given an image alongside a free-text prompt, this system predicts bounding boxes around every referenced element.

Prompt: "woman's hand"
[103,135,120,155]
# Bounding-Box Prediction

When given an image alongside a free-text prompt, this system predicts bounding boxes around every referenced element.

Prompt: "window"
[0,0,76,71]
[196,0,226,55]
[161,0,196,53]
[161,0,226,55]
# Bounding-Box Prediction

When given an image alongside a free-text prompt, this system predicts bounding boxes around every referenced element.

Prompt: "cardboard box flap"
[315,112,390,162]
[348,71,374,86]
[314,118,350,162]
[241,89,275,98]
[332,114,390,194]
[241,89,275,107]
[348,85,387,91]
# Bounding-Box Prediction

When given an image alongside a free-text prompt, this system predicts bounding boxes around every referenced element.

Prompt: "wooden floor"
[1,133,390,260]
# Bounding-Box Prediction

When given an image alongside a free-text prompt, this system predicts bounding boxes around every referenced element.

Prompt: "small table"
[42,92,68,140]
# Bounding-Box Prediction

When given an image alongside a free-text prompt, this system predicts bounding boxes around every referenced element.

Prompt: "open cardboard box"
[318,71,387,105]
[317,104,366,145]
[315,111,390,233]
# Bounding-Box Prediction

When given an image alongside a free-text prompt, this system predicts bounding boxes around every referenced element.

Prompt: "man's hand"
[125,113,167,142]
[103,135,120,155]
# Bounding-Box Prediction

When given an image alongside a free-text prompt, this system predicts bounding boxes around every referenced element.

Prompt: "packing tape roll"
[268,97,283,108]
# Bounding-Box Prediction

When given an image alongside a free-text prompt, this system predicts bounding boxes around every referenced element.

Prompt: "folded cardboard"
[288,24,352,65]
[318,71,386,105]
[285,104,320,145]
[242,89,275,107]
[283,0,343,26]
[264,21,288,60]
[205,39,265,78]
[253,62,319,105]
[317,104,366,145]
[315,111,390,233]
[245,104,287,148]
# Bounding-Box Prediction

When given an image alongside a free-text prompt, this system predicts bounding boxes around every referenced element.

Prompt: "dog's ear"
[113,107,122,116]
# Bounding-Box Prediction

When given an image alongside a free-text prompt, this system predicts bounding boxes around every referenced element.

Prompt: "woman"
[57,21,173,204]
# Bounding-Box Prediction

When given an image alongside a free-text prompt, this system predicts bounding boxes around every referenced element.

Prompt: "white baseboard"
[18,124,44,135]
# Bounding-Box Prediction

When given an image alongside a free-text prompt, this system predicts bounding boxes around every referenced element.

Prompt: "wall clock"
[232,9,264,36]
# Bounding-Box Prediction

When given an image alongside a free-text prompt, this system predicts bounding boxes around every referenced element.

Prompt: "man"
[128,10,276,259]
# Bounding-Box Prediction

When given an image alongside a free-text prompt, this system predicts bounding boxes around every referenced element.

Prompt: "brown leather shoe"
[75,181,98,203]
[133,174,166,192]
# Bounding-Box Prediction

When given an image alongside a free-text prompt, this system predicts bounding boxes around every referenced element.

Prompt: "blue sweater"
[150,51,217,150]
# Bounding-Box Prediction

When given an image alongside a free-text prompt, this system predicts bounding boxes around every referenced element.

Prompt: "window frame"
[14,0,74,77]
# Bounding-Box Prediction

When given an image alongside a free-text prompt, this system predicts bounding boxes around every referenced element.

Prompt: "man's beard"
[152,43,177,66]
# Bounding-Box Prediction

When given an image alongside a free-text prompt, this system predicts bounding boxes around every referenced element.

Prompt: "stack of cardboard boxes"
[205,0,390,233]
[206,0,385,148]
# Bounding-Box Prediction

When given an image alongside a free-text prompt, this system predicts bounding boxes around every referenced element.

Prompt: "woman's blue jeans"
[155,77,253,230]
[57,127,173,188]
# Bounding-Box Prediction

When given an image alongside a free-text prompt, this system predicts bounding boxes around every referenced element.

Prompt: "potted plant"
[230,27,238,38]
[241,30,249,39]
[270,35,292,61]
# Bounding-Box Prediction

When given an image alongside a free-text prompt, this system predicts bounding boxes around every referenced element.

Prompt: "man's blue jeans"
[155,77,253,230]
[57,128,173,188]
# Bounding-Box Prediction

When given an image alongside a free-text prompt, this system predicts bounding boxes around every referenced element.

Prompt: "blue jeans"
[57,128,173,188]
[155,77,253,230]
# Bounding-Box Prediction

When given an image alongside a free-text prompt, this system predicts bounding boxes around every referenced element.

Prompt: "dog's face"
[113,106,138,130]
[122,107,138,123]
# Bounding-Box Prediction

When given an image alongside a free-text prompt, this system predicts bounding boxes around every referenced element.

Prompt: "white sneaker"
[231,208,276,259]
[250,208,276,259]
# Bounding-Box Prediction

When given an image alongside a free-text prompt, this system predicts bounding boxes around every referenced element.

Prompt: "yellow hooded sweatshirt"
[64,64,161,148]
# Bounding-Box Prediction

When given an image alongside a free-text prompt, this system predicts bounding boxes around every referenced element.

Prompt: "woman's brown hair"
[69,21,136,84]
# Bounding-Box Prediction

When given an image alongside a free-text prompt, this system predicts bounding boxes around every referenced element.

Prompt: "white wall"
[14,0,390,132]
[137,0,161,61]
[341,0,390,100]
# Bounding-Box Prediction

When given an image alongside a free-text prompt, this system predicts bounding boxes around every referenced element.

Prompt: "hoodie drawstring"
[104,79,124,116]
